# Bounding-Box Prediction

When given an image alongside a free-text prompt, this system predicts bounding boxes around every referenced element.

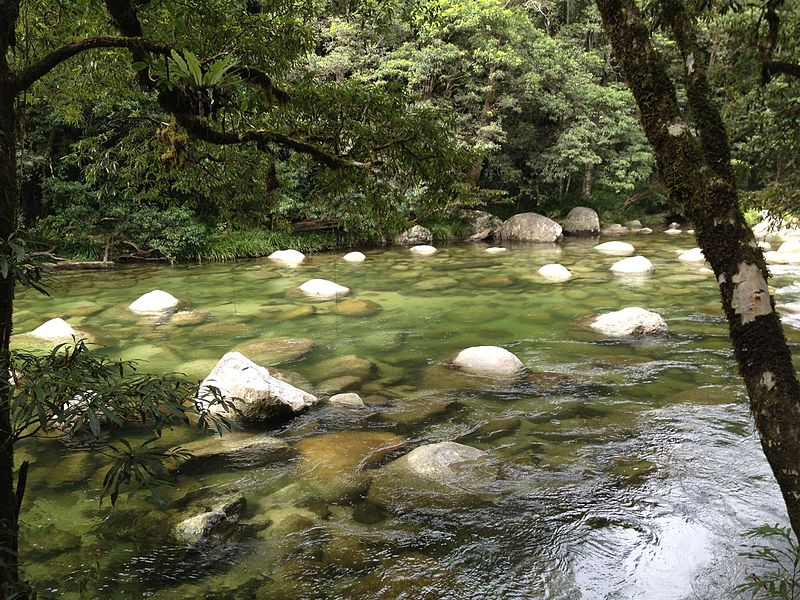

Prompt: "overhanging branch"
[172,112,365,169]
[12,36,171,93]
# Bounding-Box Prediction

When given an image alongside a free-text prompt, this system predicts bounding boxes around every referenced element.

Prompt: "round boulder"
[395,225,433,246]
[409,245,437,256]
[298,279,351,301]
[594,241,635,256]
[343,251,366,263]
[268,249,305,266]
[30,318,76,340]
[664,228,682,235]
[678,248,706,263]
[778,240,800,254]
[499,213,563,243]
[610,256,653,274]
[368,442,489,509]
[451,346,526,377]
[485,247,508,254]
[589,307,668,337]
[336,298,382,316]
[328,392,366,408]
[561,207,600,236]
[129,290,179,314]
[537,263,573,282]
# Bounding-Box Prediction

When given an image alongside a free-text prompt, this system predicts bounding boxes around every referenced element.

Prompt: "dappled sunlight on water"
[12,234,800,598]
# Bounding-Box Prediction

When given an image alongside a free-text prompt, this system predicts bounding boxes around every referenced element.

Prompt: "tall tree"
[594,0,800,536]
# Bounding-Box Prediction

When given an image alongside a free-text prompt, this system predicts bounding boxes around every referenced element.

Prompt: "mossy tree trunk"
[0,2,20,596]
[595,0,800,537]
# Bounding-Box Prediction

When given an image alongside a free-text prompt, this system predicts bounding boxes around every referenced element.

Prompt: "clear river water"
[10,234,800,599]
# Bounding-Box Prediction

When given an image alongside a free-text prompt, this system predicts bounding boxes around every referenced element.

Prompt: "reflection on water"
[12,235,800,598]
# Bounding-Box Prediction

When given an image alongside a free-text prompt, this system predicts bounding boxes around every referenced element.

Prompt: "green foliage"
[738,525,800,599]
[9,340,238,506]
[0,234,51,295]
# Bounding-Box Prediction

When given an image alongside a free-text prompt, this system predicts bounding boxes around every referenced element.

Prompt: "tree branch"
[228,66,289,104]
[172,112,364,169]
[12,36,171,93]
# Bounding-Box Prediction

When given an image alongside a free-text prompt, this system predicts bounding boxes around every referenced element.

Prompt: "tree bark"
[595,0,800,537]
[0,3,20,594]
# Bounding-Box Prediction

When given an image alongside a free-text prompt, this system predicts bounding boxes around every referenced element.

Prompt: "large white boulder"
[409,245,438,256]
[498,213,563,242]
[537,263,573,282]
[268,249,305,266]
[298,279,351,301]
[594,241,635,256]
[561,207,600,236]
[678,248,706,263]
[451,346,526,377]
[589,307,668,337]
[610,256,653,274]
[664,228,682,235]
[30,318,76,339]
[778,240,800,254]
[129,290,179,314]
[485,247,508,254]
[342,251,366,263]
[198,352,317,423]
[765,251,800,265]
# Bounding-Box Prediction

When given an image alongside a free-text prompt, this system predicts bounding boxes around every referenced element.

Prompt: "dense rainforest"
[2,0,800,597]
[12,0,797,263]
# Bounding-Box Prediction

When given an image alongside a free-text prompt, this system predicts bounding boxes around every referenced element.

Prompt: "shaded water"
[11,235,800,599]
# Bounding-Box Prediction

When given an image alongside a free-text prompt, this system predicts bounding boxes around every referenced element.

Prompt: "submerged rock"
[610,256,653,274]
[308,354,376,381]
[409,244,438,256]
[537,263,573,282]
[594,241,635,256]
[294,431,406,501]
[562,207,600,235]
[173,491,247,546]
[30,318,76,340]
[342,251,366,263]
[198,352,318,424]
[336,298,382,316]
[329,392,365,408]
[268,249,305,266]
[499,212,563,242]
[485,246,508,254]
[175,433,293,472]
[589,307,668,337]
[235,338,315,366]
[129,290,179,314]
[368,442,490,509]
[451,346,525,378]
[298,279,351,301]
[395,225,433,246]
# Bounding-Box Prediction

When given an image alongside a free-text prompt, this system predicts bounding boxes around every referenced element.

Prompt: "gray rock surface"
[562,207,600,235]
[394,225,433,245]
[498,213,563,242]
[198,352,318,424]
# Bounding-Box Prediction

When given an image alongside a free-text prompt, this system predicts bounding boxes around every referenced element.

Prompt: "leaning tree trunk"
[0,32,20,599]
[595,0,800,537]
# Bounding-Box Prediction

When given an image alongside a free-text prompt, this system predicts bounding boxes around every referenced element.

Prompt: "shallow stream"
[11,234,800,599]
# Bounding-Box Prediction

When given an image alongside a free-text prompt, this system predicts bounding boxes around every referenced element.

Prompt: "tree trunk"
[0,49,20,600]
[581,166,592,199]
[595,0,800,538]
